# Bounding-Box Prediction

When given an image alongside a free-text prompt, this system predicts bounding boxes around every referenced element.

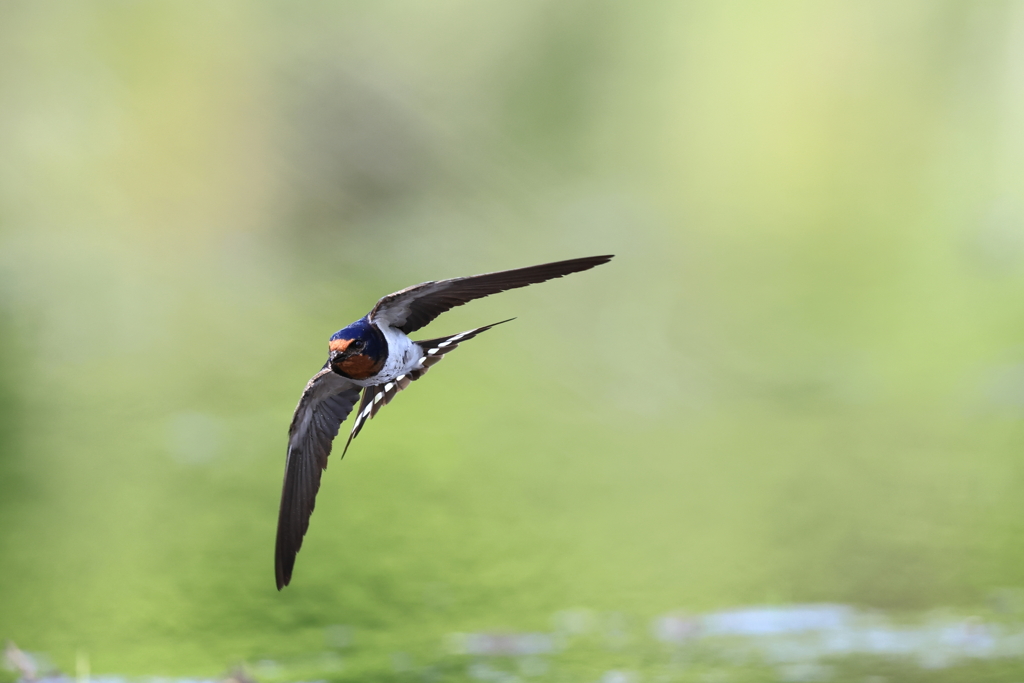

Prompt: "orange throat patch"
[333,353,383,380]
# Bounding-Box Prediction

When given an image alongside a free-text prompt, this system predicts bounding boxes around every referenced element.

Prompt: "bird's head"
[328,317,388,380]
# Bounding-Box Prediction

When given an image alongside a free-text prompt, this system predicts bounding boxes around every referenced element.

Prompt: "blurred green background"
[3,1,1024,680]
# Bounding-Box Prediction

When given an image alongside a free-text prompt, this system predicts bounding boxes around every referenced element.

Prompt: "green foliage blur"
[3,1,1024,680]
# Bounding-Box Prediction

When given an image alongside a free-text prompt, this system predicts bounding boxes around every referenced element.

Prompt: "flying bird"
[275,254,613,589]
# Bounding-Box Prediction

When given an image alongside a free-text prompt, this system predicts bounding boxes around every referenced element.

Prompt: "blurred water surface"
[3,2,1024,680]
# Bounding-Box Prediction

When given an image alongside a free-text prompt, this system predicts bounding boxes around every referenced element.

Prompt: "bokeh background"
[3,1,1024,681]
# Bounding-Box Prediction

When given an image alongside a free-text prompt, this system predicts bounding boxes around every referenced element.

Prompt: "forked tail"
[341,318,515,456]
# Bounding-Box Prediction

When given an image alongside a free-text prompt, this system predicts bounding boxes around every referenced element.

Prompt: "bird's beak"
[329,349,352,365]
[329,339,354,364]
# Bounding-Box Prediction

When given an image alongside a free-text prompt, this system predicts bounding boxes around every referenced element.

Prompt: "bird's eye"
[353,340,365,350]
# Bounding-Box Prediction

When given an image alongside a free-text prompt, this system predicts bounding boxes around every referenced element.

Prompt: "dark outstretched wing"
[276,368,362,590]
[368,255,613,334]
[342,320,512,455]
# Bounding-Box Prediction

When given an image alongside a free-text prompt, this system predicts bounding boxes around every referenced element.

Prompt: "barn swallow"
[275,255,613,589]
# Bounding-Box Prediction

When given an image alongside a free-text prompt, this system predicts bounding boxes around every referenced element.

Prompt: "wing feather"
[369,255,613,334]
[275,368,362,590]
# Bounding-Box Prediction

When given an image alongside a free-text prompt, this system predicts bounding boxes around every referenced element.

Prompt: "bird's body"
[275,255,613,589]
[327,316,414,384]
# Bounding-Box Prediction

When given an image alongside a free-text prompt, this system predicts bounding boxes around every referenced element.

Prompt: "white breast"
[352,323,420,386]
